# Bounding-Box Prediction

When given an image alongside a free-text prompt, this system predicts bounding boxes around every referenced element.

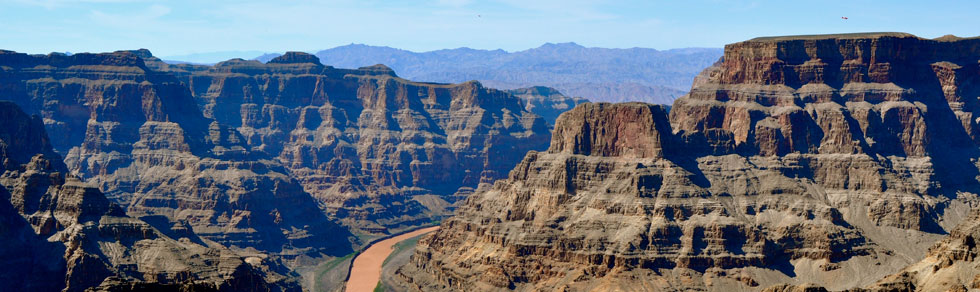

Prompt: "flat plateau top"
[748,32,918,42]
[747,32,980,43]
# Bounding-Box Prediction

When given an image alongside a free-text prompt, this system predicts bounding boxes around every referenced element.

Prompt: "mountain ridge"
[240,43,722,105]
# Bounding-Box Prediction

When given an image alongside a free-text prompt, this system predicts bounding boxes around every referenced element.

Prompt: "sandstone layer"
[397,33,980,291]
[0,101,299,292]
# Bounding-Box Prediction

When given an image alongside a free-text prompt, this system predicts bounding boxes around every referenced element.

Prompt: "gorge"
[0,48,553,290]
[3,31,980,291]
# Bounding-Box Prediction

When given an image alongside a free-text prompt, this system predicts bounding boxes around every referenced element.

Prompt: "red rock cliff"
[549,102,673,158]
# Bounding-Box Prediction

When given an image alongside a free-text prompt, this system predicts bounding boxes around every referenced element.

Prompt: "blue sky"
[1,0,977,57]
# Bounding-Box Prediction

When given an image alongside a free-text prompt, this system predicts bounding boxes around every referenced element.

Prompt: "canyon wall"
[397,33,980,291]
[0,49,352,269]
[0,101,299,291]
[0,48,555,289]
[172,52,551,232]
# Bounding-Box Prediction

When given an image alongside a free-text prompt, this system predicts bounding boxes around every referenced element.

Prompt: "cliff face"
[674,32,980,159]
[0,50,353,267]
[398,33,980,291]
[0,101,298,292]
[178,52,551,232]
[670,33,980,230]
[549,103,674,158]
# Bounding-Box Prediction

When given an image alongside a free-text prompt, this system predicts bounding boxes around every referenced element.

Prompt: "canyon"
[165,52,552,232]
[396,32,980,291]
[4,31,980,291]
[0,49,355,268]
[0,48,554,290]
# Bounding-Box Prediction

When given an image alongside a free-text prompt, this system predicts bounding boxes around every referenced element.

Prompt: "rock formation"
[0,49,354,268]
[397,33,980,291]
[0,101,299,292]
[175,52,551,232]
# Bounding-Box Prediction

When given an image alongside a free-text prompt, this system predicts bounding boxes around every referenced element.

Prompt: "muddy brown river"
[345,226,440,292]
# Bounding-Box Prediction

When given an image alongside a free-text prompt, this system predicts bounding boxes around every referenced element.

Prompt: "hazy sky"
[2,0,977,57]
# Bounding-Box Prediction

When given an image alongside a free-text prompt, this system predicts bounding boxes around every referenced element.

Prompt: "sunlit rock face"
[397,33,980,291]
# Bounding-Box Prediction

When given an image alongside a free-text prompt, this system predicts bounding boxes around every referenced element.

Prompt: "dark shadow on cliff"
[919,78,980,202]
[664,130,717,189]
[0,186,68,292]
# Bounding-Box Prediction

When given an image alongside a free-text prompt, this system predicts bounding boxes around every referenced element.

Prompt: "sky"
[1,0,978,58]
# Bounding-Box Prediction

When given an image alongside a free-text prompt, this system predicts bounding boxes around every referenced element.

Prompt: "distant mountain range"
[249,43,723,104]
[160,50,269,64]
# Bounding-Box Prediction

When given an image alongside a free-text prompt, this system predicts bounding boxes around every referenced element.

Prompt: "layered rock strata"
[0,101,299,292]
[0,50,353,266]
[397,33,980,291]
[175,53,551,232]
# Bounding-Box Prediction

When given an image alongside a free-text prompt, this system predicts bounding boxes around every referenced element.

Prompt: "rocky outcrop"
[397,33,980,291]
[178,52,551,232]
[268,52,324,65]
[505,86,589,126]
[549,103,674,158]
[0,101,298,292]
[0,50,353,268]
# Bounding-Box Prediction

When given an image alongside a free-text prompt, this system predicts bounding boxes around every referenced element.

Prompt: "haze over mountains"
[243,43,722,105]
[161,50,269,64]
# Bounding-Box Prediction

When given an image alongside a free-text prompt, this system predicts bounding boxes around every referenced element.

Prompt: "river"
[345,226,440,292]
